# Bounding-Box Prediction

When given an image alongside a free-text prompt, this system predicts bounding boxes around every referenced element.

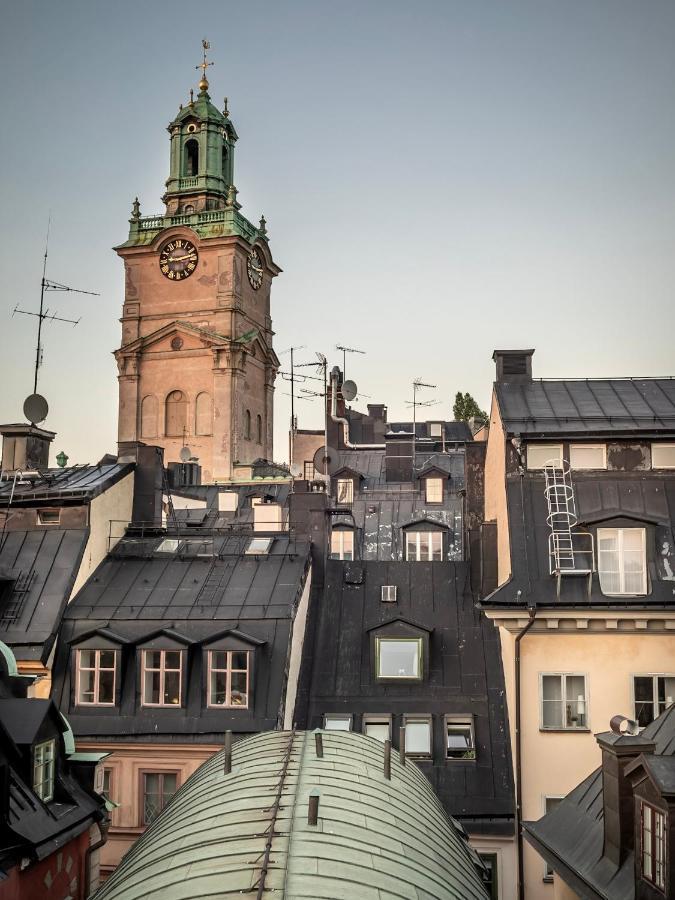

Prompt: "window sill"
[539,727,590,734]
[446,756,477,763]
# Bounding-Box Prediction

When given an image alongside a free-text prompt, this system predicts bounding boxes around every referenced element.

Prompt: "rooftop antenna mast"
[13,217,99,394]
[335,344,365,381]
[278,345,307,467]
[410,378,436,469]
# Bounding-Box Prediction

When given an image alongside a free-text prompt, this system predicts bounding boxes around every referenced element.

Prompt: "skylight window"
[246,537,273,555]
[156,539,181,553]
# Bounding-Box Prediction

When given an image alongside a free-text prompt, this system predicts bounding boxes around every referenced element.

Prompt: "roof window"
[652,443,675,469]
[245,537,273,555]
[37,509,61,525]
[156,539,181,553]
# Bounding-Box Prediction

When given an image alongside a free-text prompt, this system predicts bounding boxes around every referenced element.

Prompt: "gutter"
[515,599,537,900]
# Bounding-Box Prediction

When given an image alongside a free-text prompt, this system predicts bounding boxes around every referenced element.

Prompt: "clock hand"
[168,254,195,263]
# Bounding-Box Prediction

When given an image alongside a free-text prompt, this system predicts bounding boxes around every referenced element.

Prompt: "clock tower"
[114,45,280,483]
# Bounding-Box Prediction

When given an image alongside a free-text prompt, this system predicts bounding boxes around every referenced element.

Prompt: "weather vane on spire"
[196,39,213,92]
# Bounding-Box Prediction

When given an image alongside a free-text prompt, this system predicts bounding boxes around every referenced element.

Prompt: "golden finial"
[196,38,213,92]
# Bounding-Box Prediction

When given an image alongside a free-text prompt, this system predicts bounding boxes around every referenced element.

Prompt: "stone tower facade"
[114,66,280,483]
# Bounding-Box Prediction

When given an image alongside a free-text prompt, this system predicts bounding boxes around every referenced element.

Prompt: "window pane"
[337,479,353,503]
[231,651,248,671]
[378,640,420,678]
[99,669,115,703]
[527,445,563,470]
[100,650,116,669]
[598,530,621,594]
[342,531,354,561]
[364,722,390,742]
[635,676,655,727]
[569,445,605,469]
[79,649,95,669]
[405,721,430,755]
[163,671,181,705]
[165,651,182,670]
[144,670,160,704]
[324,715,351,731]
[210,671,227,705]
[544,798,563,876]
[211,651,227,670]
[542,676,563,728]
[145,650,162,670]
[565,676,586,728]
[230,671,248,706]
[430,532,443,561]
[652,444,675,468]
[426,478,443,503]
[447,722,475,759]
[79,668,96,703]
[406,532,419,561]
[658,677,675,714]
[162,773,177,801]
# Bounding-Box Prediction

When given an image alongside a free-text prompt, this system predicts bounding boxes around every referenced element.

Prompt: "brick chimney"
[492,349,535,383]
[596,725,656,866]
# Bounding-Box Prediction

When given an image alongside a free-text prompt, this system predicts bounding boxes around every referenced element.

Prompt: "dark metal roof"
[0,698,56,744]
[482,472,675,609]
[0,462,133,505]
[496,378,675,436]
[388,421,474,441]
[300,560,515,832]
[0,528,89,661]
[524,705,675,900]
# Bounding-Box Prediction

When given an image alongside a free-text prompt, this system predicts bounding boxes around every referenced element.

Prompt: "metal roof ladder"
[543,460,594,598]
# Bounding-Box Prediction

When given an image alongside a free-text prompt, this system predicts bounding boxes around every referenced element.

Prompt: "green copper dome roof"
[172,89,229,128]
[93,730,488,899]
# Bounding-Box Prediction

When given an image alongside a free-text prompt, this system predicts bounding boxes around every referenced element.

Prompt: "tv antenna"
[13,217,99,394]
[335,344,365,380]
[278,345,307,465]
[409,378,437,457]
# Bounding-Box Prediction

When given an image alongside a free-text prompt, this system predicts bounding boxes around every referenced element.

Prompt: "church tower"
[114,43,280,482]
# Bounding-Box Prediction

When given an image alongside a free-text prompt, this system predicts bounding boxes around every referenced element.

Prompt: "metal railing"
[548,531,595,576]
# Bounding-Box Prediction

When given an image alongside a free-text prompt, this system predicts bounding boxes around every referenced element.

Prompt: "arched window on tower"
[166,391,188,437]
[141,395,158,438]
[222,145,228,180]
[256,414,262,444]
[184,139,199,177]
[195,392,212,436]
[245,409,251,441]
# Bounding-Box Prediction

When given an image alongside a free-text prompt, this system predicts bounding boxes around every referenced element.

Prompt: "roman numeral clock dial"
[159,239,198,280]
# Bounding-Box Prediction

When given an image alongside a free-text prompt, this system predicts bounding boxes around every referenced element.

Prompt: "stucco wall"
[291,431,324,476]
[469,835,517,900]
[483,392,511,586]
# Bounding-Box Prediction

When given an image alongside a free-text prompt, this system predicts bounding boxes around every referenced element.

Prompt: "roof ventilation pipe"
[329,367,384,450]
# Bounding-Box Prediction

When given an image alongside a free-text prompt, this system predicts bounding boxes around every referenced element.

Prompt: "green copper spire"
[162,40,238,216]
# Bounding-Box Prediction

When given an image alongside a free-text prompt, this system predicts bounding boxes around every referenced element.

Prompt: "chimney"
[597,720,656,866]
[492,349,535,383]
[367,404,387,422]
[0,423,55,472]
[118,443,164,527]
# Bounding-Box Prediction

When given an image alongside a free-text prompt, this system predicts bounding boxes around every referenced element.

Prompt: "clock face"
[159,238,198,281]
[247,248,263,290]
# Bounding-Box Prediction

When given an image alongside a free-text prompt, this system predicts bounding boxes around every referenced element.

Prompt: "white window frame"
[207,650,250,708]
[539,673,589,731]
[76,648,117,706]
[542,796,564,879]
[405,530,443,561]
[336,478,354,504]
[141,649,183,707]
[323,714,352,731]
[526,444,563,470]
[569,443,607,470]
[381,585,397,602]
[37,508,61,525]
[445,715,476,760]
[597,527,647,596]
[652,443,675,469]
[429,422,443,438]
[330,529,354,560]
[245,537,273,555]
[33,739,56,802]
[425,477,444,503]
[632,674,675,727]
[403,715,432,757]
[375,637,423,680]
[362,714,392,742]
[640,800,667,891]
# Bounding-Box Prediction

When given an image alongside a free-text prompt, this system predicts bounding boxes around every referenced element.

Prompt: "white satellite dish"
[342,380,358,402]
[290,462,302,477]
[179,446,192,462]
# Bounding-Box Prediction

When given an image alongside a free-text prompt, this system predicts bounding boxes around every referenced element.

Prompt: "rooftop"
[92,729,489,900]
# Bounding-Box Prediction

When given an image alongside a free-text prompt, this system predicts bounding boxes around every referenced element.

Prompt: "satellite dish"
[342,380,358,402]
[289,462,302,477]
[179,446,192,462]
[313,445,340,476]
[23,394,49,425]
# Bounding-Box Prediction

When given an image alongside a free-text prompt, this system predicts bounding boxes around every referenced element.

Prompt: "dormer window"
[33,739,56,802]
[207,650,249,708]
[429,423,442,438]
[425,477,443,504]
[330,528,354,561]
[76,649,117,706]
[376,638,422,680]
[141,650,183,707]
[597,528,647,596]
[336,478,354,504]
[405,530,443,561]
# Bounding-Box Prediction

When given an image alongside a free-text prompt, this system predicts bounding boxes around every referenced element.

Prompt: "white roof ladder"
[543,459,594,597]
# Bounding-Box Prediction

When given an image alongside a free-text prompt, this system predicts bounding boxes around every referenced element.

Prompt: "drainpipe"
[329,368,384,450]
[84,818,110,898]
[515,597,536,900]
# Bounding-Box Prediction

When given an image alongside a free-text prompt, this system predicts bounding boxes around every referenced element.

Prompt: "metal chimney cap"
[610,715,640,735]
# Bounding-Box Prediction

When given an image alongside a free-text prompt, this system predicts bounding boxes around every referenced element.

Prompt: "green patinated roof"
[93,730,488,900]
[172,88,228,128]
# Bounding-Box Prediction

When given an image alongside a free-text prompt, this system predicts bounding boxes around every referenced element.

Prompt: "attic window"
[38,509,61,525]
[429,423,442,438]
[324,714,352,731]
[336,478,354,504]
[381,585,397,603]
[425,477,443,503]
[640,801,666,891]
[526,445,563,470]
[33,739,56,802]
[156,539,181,554]
[652,443,675,469]
[445,716,476,760]
[246,537,273,555]
[376,638,422,680]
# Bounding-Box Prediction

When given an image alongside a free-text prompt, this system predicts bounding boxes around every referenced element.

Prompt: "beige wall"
[483,392,511,585]
[78,740,221,875]
[553,877,580,900]
[469,835,517,900]
[70,472,135,600]
[492,613,675,900]
[291,431,324,477]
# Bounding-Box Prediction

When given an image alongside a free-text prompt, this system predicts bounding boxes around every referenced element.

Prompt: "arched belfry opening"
[184,139,199,177]
[222,145,228,180]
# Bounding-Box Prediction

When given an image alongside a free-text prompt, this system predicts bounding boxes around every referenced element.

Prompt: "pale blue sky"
[1,1,674,464]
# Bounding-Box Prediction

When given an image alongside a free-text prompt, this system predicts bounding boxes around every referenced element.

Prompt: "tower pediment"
[116,320,231,357]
